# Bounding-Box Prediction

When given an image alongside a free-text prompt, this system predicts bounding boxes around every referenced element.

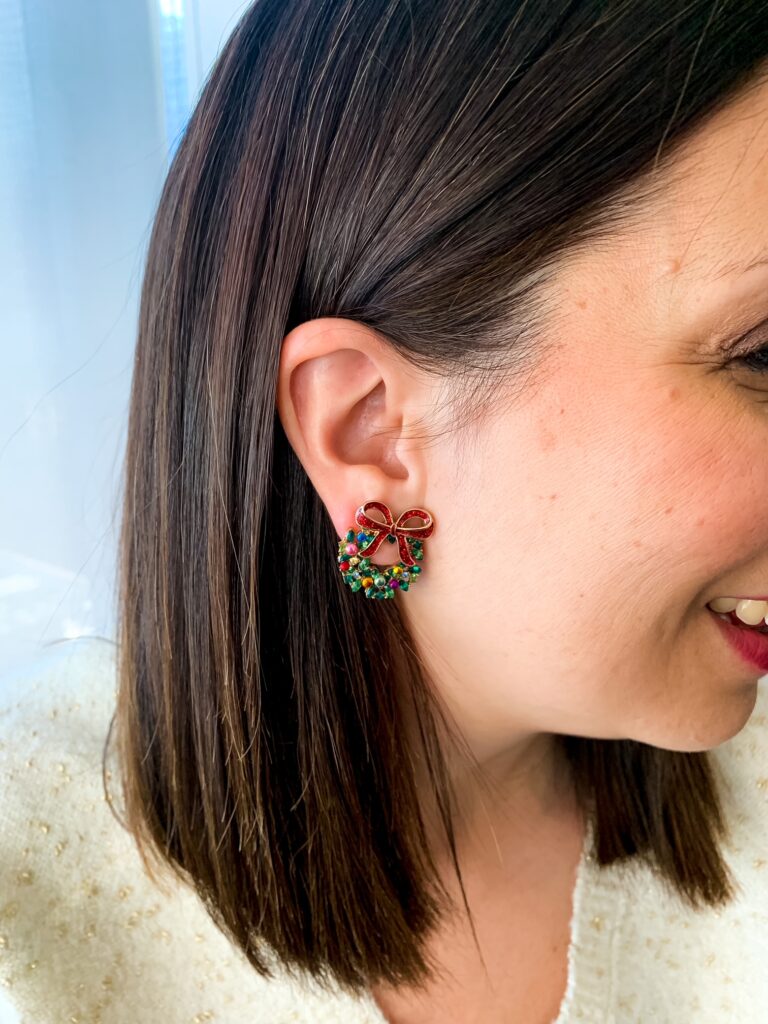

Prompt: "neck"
[406,697,580,869]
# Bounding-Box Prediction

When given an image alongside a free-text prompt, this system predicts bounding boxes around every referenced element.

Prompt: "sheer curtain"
[0,0,247,682]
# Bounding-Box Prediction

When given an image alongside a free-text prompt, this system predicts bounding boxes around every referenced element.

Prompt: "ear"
[276,317,434,552]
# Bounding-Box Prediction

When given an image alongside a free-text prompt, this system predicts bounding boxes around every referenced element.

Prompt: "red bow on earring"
[354,500,434,568]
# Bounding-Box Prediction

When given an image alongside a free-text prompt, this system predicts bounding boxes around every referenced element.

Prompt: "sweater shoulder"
[0,639,381,1024]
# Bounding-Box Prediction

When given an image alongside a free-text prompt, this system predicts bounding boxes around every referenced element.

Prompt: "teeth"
[708,597,741,613]
[708,597,768,627]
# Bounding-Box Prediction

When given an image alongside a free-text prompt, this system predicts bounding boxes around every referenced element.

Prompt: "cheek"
[435,375,761,589]
[628,394,768,589]
[429,390,652,649]
[459,379,765,649]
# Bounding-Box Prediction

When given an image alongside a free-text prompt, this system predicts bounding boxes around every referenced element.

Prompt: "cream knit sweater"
[0,638,766,1023]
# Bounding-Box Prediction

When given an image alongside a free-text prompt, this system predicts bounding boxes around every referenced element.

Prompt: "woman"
[3,1,768,1021]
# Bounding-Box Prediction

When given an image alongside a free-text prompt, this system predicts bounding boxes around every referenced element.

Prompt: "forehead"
[644,71,768,288]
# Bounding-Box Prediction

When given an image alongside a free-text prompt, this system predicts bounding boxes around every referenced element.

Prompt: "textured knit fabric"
[0,637,767,1023]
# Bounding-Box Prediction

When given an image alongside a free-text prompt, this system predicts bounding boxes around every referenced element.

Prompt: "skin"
[276,73,768,1023]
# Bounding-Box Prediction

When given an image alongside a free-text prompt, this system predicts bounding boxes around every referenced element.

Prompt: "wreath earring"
[336,499,435,599]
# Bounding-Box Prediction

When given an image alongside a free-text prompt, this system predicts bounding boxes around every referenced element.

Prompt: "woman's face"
[405,73,768,757]
[279,74,768,762]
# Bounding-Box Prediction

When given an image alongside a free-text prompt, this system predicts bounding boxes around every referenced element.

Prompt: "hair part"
[107,0,768,999]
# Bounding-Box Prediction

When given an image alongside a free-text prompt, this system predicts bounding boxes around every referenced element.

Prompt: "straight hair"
[106,0,768,999]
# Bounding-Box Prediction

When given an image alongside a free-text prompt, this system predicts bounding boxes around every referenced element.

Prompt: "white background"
[0,0,248,685]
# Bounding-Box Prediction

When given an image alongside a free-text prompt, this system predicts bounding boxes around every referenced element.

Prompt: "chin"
[649,681,760,753]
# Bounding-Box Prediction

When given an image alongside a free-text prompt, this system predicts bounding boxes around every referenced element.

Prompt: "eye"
[731,342,768,374]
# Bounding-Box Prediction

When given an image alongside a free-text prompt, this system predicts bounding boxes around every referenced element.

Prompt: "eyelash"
[734,343,768,373]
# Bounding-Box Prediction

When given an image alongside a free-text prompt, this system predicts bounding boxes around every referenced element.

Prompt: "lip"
[708,608,768,673]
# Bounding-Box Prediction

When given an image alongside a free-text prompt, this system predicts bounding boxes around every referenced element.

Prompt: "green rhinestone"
[410,565,421,574]
[399,582,409,591]
[373,574,387,588]
[346,529,355,541]
[359,558,371,570]
[350,579,362,591]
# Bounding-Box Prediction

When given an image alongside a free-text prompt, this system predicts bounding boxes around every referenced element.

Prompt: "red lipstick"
[708,608,768,673]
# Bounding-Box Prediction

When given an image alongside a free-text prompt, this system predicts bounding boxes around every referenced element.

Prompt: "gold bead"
[361,577,374,588]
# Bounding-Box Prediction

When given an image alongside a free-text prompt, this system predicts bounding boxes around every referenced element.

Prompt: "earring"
[336,499,435,598]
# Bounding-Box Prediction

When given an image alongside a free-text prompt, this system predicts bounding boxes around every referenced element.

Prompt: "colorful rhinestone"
[336,500,434,599]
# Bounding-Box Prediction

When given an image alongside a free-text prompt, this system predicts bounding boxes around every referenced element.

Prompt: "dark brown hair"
[106,0,768,999]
